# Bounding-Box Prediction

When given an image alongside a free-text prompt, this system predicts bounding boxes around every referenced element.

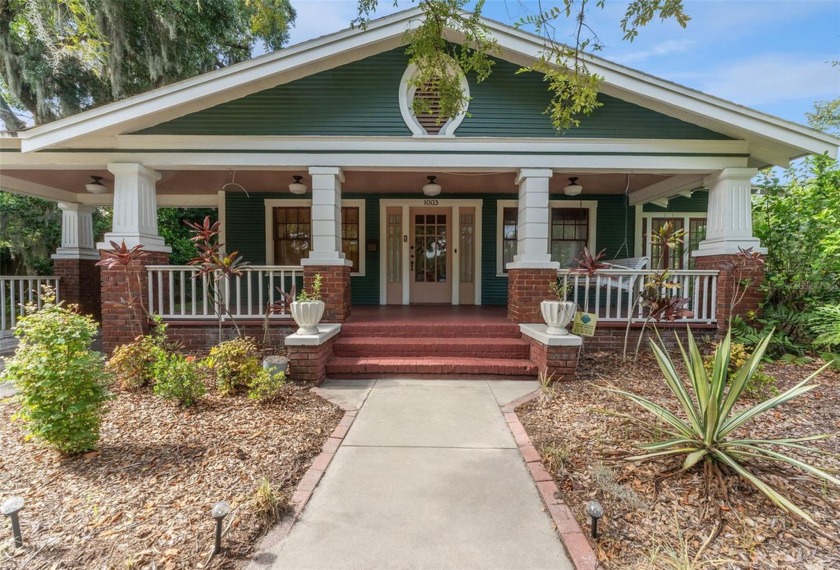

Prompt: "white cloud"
[672,54,840,107]
[614,39,696,63]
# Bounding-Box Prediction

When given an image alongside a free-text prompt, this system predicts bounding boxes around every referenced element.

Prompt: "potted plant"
[541,279,576,335]
[289,274,324,335]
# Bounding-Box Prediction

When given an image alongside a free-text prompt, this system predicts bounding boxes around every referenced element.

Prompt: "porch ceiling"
[4,169,668,200]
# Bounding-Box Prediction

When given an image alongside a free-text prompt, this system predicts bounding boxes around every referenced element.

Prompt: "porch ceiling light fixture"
[564,177,582,196]
[85,175,108,194]
[289,175,307,195]
[422,175,441,197]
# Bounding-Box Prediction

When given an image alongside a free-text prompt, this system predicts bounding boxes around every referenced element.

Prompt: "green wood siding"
[138,49,729,140]
[227,192,641,307]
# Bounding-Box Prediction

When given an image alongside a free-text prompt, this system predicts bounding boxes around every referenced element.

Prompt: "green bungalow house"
[1,8,837,381]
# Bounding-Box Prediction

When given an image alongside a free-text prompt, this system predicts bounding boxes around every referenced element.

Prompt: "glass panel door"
[409,208,452,304]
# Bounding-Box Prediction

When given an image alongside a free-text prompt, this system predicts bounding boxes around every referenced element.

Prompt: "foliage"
[0,0,296,129]
[186,216,248,340]
[649,221,686,271]
[297,273,322,302]
[251,478,289,523]
[0,192,61,274]
[96,240,151,336]
[603,328,838,524]
[548,279,570,301]
[752,155,840,348]
[572,246,608,276]
[152,353,205,407]
[247,368,286,403]
[107,319,169,390]
[157,208,217,266]
[205,336,263,396]
[808,304,840,350]
[703,341,777,400]
[3,294,110,454]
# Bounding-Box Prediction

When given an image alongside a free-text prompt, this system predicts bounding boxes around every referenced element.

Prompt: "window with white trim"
[496,200,598,275]
[265,199,366,275]
[639,213,706,270]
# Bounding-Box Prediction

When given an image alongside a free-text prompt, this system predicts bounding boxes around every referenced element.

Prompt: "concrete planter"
[540,300,576,336]
[263,355,288,376]
[290,300,325,335]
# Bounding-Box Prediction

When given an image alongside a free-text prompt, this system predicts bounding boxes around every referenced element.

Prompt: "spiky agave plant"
[603,328,838,523]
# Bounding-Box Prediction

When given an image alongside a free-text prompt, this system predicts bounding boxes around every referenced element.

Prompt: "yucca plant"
[603,328,838,524]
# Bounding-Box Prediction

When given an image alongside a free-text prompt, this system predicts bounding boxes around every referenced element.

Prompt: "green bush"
[107,323,168,390]
[152,353,205,407]
[205,337,263,396]
[3,299,110,454]
[248,369,286,402]
[703,341,777,399]
[603,328,839,524]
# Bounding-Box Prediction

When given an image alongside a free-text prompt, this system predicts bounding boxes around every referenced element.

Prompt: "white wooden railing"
[1,276,61,333]
[558,269,719,323]
[147,265,302,321]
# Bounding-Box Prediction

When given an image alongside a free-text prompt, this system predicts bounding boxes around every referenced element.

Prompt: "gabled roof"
[13,7,839,166]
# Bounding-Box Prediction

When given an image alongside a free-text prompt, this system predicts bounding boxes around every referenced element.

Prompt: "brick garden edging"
[250,386,357,560]
[501,390,600,570]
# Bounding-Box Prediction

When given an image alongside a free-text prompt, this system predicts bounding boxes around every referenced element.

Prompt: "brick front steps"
[327,321,537,380]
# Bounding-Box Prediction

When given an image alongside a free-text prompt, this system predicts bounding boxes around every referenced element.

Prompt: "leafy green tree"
[0,193,62,274]
[0,0,296,129]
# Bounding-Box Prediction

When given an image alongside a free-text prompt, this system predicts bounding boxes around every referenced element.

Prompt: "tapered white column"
[97,163,170,252]
[507,168,559,270]
[52,203,100,260]
[303,166,352,267]
[694,167,765,257]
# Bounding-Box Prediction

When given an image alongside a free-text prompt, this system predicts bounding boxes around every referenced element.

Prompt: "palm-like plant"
[603,328,838,524]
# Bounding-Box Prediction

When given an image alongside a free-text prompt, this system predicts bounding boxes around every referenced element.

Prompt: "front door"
[410,208,452,304]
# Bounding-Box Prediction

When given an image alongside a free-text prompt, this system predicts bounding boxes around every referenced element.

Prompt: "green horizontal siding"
[226,192,641,307]
[138,48,729,140]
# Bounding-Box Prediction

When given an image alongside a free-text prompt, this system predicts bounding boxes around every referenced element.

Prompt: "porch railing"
[1,276,61,333]
[558,269,719,323]
[147,265,302,321]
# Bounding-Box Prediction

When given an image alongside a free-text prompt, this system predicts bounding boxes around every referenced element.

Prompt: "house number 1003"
[423,199,439,206]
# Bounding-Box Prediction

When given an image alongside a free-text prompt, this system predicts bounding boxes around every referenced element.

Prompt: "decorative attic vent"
[399,64,469,137]
[413,80,447,135]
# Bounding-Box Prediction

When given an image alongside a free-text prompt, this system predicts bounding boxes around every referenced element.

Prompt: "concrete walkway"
[251,379,573,570]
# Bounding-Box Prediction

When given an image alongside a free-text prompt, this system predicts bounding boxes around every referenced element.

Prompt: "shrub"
[3,298,110,454]
[603,328,839,523]
[107,321,168,390]
[248,369,286,402]
[152,353,205,407]
[703,341,777,399]
[205,337,262,396]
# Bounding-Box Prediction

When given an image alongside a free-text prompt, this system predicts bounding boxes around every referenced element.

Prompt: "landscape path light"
[585,499,604,539]
[1,496,25,547]
[211,500,231,556]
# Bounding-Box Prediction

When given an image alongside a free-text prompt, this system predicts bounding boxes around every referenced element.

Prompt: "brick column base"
[53,258,102,321]
[694,254,765,337]
[507,268,557,324]
[523,335,581,381]
[287,335,338,386]
[100,251,169,353]
[304,265,351,323]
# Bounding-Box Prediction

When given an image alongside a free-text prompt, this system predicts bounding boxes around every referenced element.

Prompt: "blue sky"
[287,0,840,128]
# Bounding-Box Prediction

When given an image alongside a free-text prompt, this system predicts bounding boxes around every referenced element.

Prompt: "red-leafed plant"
[96,240,150,336]
[572,246,609,277]
[185,216,249,341]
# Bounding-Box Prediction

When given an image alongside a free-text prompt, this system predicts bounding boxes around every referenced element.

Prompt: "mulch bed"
[0,385,342,568]
[519,351,840,569]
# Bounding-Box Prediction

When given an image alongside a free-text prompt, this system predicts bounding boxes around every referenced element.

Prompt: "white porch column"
[694,167,765,257]
[507,168,559,269]
[303,166,352,267]
[97,163,170,252]
[52,203,100,260]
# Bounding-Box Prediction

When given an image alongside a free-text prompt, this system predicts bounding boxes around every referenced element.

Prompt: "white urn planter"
[540,300,576,336]
[290,300,325,335]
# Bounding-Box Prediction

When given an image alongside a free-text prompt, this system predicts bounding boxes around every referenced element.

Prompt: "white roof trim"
[17,6,839,163]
